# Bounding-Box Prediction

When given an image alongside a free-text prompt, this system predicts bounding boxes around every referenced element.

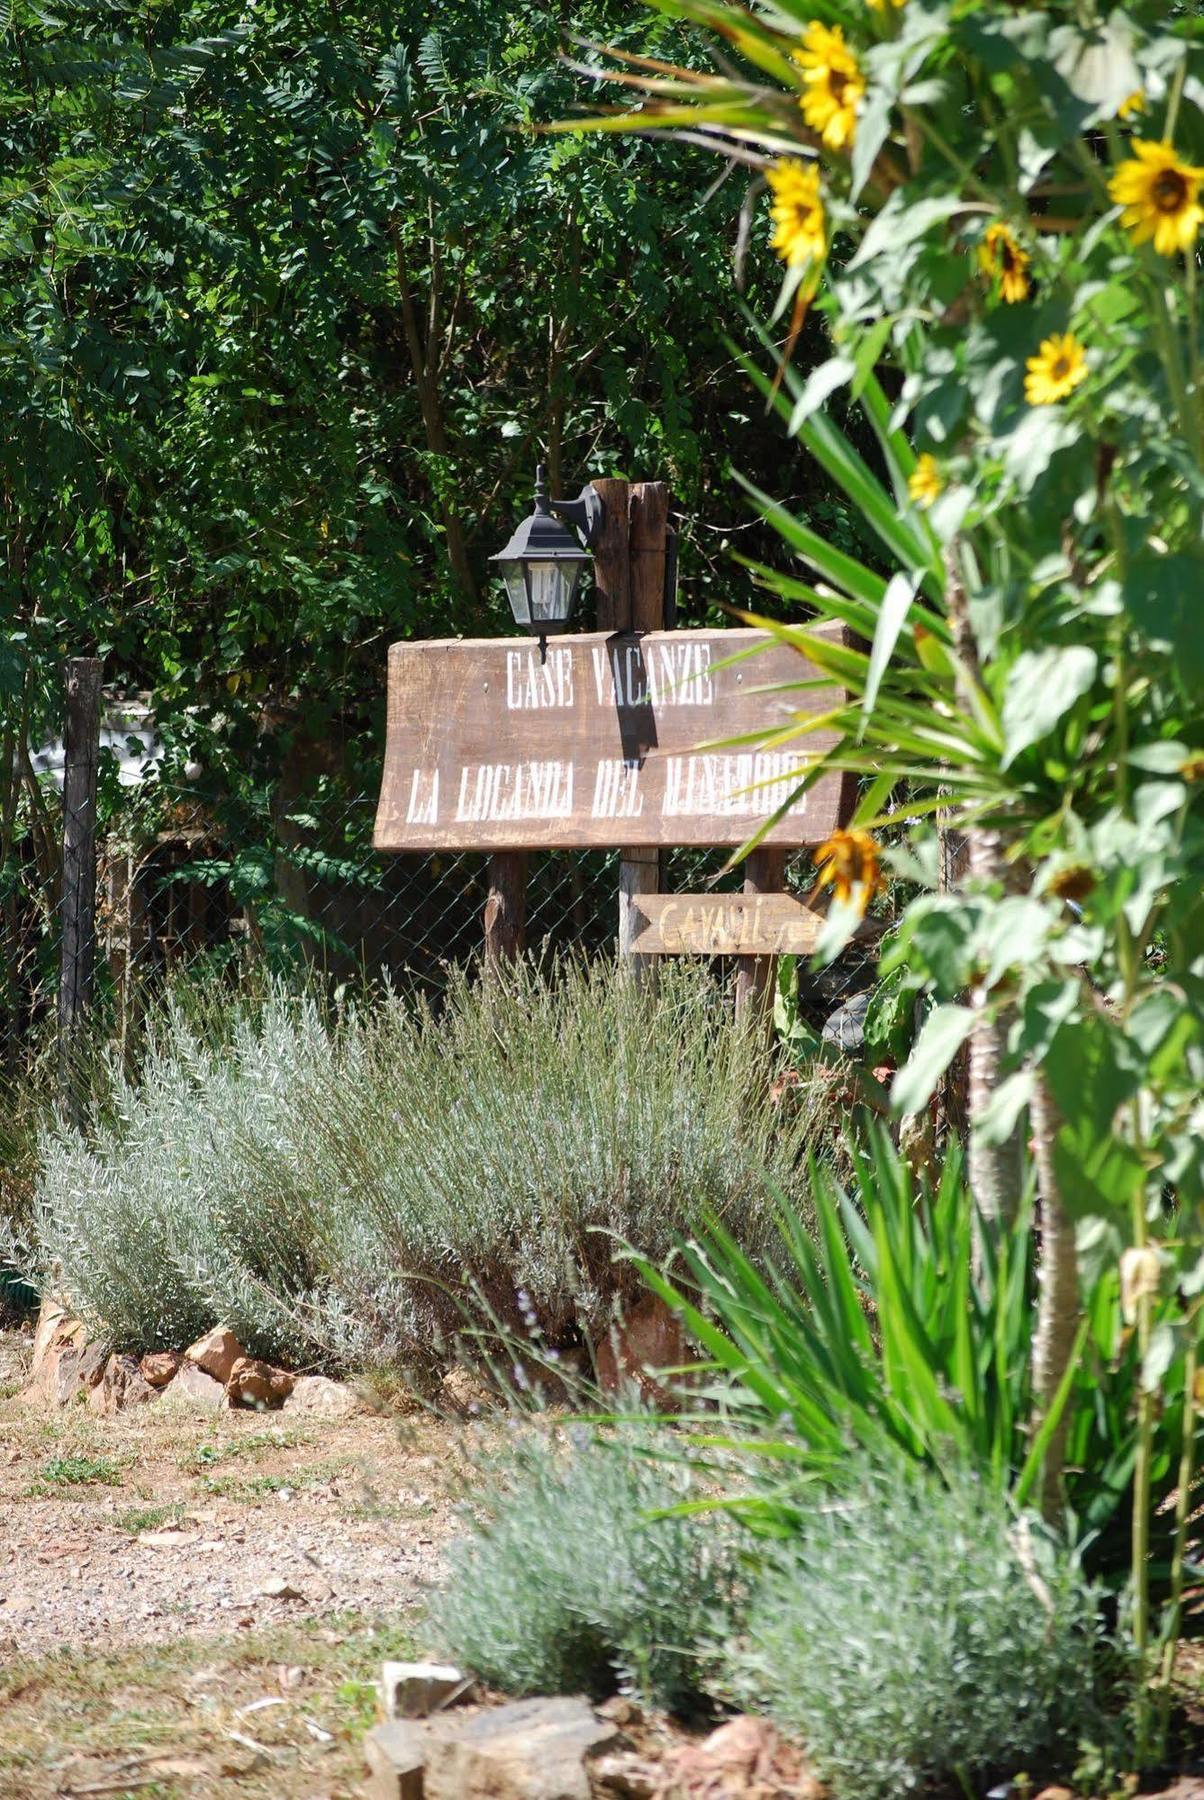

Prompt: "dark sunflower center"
[1051,356,1070,379]
[830,69,848,100]
[1000,241,1017,270]
[1152,168,1188,213]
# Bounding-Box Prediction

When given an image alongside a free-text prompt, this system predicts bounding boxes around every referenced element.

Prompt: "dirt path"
[0,1328,470,1798]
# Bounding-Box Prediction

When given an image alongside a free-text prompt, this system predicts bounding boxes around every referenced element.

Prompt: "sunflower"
[794,22,865,151]
[908,453,943,508]
[867,0,906,10]
[811,827,885,916]
[1024,332,1087,406]
[1117,89,1144,120]
[977,222,1031,304]
[1109,139,1204,256]
[766,159,827,268]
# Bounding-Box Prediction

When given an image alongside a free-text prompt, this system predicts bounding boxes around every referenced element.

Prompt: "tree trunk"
[1029,1073,1079,1521]
[389,221,478,610]
[944,544,1023,1236]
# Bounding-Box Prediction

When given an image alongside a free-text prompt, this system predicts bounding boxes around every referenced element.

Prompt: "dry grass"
[0,1328,473,1798]
[0,1612,417,1799]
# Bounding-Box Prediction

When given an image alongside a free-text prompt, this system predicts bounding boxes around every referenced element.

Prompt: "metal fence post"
[58,657,103,1116]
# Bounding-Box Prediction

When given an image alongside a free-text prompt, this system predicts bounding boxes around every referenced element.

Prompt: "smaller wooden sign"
[626,891,825,958]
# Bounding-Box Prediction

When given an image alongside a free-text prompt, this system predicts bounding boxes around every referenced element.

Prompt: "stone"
[424,1695,618,1800]
[438,1365,496,1417]
[24,1301,108,1409]
[88,1353,158,1416]
[662,1715,819,1798]
[282,1374,359,1419]
[140,1350,182,1388]
[160,1361,230,1413]
[363,1719,427,1800]
[184,1324,244,1385]
[589,1753,660,1799]
[226,1355,295,1409]
[29,1296,70,1376]
[380,1660,473,1720]
[594,1294,684,1403]
[259,1577,304,1601]
[821,986,870,1052]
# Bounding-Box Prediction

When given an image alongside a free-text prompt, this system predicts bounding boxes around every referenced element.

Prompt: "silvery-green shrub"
[429,1423,734,1709]
[726,1455,1102,1800]
[31,960,823,1367]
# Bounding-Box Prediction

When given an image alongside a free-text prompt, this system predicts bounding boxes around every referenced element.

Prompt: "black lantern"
[490,464,602,649]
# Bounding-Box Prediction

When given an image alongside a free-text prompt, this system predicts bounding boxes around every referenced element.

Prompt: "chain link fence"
[2,701,879,1088]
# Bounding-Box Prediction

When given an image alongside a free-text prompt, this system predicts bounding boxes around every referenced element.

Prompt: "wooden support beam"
[734,845,787,1021]
[628,482,669,631]
[591,478,632,633]
[484,850,528,968]
[594,480,670,979]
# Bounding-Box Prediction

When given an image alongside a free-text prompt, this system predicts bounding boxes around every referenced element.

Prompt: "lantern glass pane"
[525,559,572,624]
[497,560,530,626]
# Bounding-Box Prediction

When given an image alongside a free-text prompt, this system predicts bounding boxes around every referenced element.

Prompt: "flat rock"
[88,1352,158,1416]
[363,1719,426,1800]
[184,1324,244,1385]
[161,1361,230,1412]
[424,1695,618,1800]
[227,1355,295,1409]
[380,1660,472,1719]
[282,1374,359,1419]
[140,1350,182,1387]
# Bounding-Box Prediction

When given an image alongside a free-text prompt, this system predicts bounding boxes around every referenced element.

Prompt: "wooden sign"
[626,892,824,957]
[374,628,845,852]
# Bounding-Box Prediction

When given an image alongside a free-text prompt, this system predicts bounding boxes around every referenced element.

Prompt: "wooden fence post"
[58,656,103,1115]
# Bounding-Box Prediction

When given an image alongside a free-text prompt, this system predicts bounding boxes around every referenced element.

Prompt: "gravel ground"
[0,1328,465,1659]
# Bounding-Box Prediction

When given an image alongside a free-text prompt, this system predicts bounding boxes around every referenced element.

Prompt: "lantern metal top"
[488,465,602,567]
[489,465,603,649]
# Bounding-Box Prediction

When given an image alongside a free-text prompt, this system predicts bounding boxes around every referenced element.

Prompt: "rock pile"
[362,1673,823,1800]
[22,1299,359,1418]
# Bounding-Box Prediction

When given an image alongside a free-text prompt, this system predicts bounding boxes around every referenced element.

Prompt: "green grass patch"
[112,1504,188,1535]
[33,1454,125,1488]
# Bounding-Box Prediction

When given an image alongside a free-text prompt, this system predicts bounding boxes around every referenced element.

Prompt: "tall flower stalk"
[559,0,1204,1733]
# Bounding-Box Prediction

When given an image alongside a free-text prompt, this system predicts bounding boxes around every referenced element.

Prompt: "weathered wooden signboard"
[374,628,845,853]
[625,891,824,957]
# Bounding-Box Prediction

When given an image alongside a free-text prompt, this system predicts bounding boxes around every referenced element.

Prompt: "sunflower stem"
[1156,1314,1200,1755]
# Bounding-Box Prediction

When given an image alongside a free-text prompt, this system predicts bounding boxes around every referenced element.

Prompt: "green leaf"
[849,194,967,272]
[862,572,921,727]
[892,1005,975,1117]
[787,357,856,431]
[1124,554,1204,691]
[1000,646,1098,768]
[973,1069,1033,1148]
[850,86,892,200]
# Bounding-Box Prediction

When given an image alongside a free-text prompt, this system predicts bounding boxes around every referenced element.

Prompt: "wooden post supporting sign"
[734,845,788,1020]
[614,481,669,976]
